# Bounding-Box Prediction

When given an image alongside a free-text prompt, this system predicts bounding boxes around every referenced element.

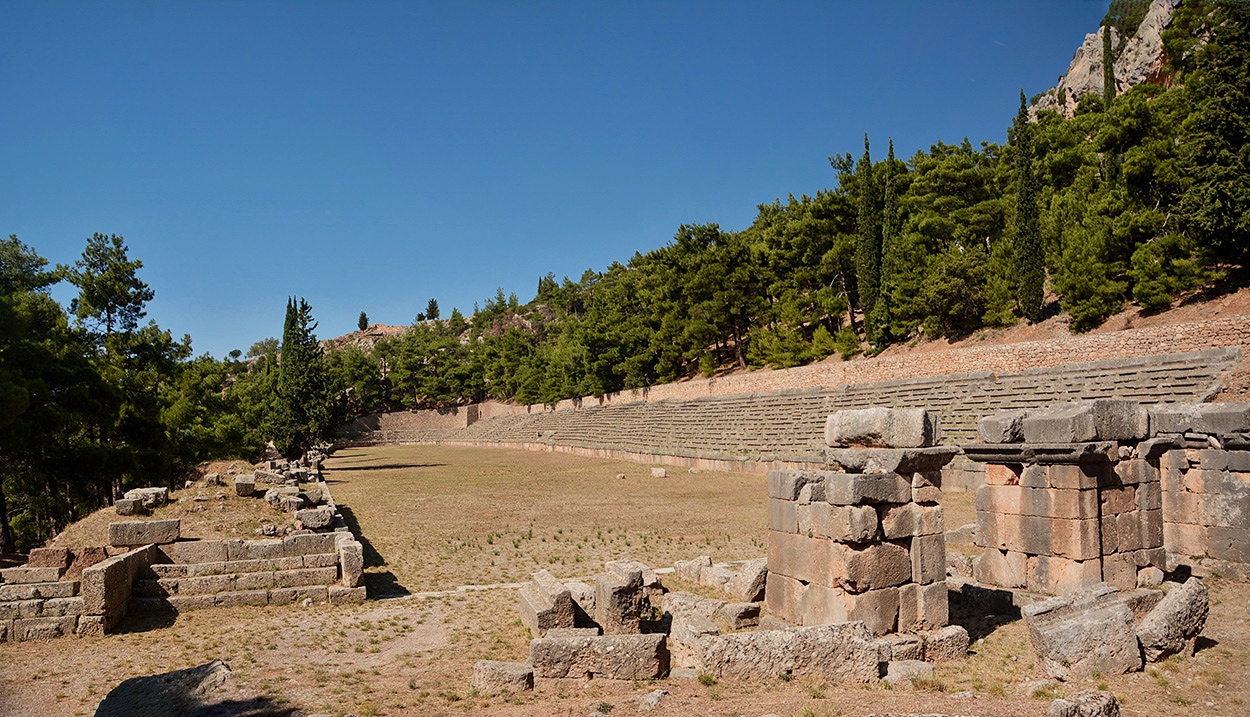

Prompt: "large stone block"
[824,473,912,505]
[472,660,533,695]
[763,570,804,625]
[165,540,228,565]
[529,632,668,680]
[807,503,877,542]
[974,547,1026,589]
[669,611,719,668]
[842,586,899,635]
[1150,403,1250,436]
[825,408,939,448]
[767,470,820,501]
[108,519,180,547]
[673,555,710,583]
[879,503,944,538]
[0,566,64,584]
[295,506,334,530]
[1023,403,1097,444]
[26,547,70,569]
[910,534,947,585]
[697,621,880,682]
[725,557,767,602]
[123,487,169,509]
[228,539,285,561]
[824,447,959,474]
[1023,584,1143,681]
[339,541,363,587]
[283,532,337,556]
[1137,578,1209,662]
[767,498,798,533]
[920,625,970,662]
[594,565,646,635]
[518,569,574,637]
[979,409,1028,444]
[977,485,1099,520]
[328,585,367,604]
[13,615,78,641]
[1045,690,1122,717]
[898,581,947,631]
[767,531,837,587]
[233,473,256,497]
[1026,555,1102,594]
[1088,399,1148,441]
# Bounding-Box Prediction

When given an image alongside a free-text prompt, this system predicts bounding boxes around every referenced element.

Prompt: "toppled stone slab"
[529,632,668,680]
[674,555,711,583]
[697,621,880,682]
[919,625,969,663]
[1045,690,1121,717]
[1136,578,1209,662]
[114,499,141,516]
[824,447,960,474]
[726,557,767,602]
[884,660,934,687]
[518,569,574,637]
[471,660,533,695]
[825,408,939,449]
[124,487,169,509]
[108,519,180,547]
[1022,584,1142,681]
[233,474,256,497]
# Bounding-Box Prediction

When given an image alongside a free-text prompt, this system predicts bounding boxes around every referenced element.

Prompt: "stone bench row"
[131,584,365,613]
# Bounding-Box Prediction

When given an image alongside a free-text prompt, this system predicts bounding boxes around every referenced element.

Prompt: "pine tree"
[854,135,880,335]
[1102,24,1117,107]
[357,311,369,331]
[1012,91,1044,321]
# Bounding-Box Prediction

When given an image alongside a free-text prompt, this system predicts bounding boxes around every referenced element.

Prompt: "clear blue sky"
[2,1,1108,358]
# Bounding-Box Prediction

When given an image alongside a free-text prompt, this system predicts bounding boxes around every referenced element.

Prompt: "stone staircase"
[0,566,84,642]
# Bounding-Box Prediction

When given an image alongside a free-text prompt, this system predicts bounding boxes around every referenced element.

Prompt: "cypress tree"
[1012,91,1044,322]
[854,135,880,334]
[1102,24,1117,107]
[871,138,900,347]
[272,297,335,458]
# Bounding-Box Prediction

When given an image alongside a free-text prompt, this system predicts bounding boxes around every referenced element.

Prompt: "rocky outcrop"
[1031,0,1184,119]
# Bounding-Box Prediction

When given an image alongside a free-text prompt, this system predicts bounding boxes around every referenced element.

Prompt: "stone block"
[697,621,880,682]
[1101,552,1138,591]
[1026,555,1102,594]
[984,463,1021,486]
[472,660,533,695]
[75,614,103,637]
[726,557,767,602]
[883,659,934,687]
[767,498,798,533]
[670,611,719,667]
[808,503,877,542]
[27,547,70,569]
[13,615,78,641]
[824,447,959,474]
[1101,486,1137,514]
[166,540,228,565]
[283,532,336,556]
[114,499,140,516]
[920,625,970,663]
[518,569,574,637]
[763,571,805,625]
[233,572,273,591]
[798,582,848,625]
[974,548,1026,588]
[303,552,338,569]
[1164,522,1208,557]
[876,632,924,661]
[768,470,819,501]
[1137,566,1164,587]
[911,470,943,503]
[529,632,668,680]
[879,503,944,538]
[0,566,64,584]
[1023,403,1097,444]
[898,581,947,631]
[977,485,1098,520]
[267,585,327,604]
[233,473,256,497]
[979,410,1028,444]
[123,487,169,508]
[1089,399,1148,441]
[825,407,939,448]
[716,601,760,630]
[0,580,76,602]
[1046,464,1101,490]
[1137,480,1162,511]
[594,565,646,635]
[229,539,284,561]
[0,600,40,620]
[1022,584,1143,680]
[910,534,946,585]
[215,590,269,608]
[673,555,711,583]
[273,566,337,587]
[179,575,236,595]
[328,585,367,604]
[842,586,899,635]
[333,540,360,588]
[1045,690,1121,717]
[825,473,912,505]
[40,596,83,617]
[1151,403,1250,436]
[1137,578,1209,662]
[0,619,9,642]
[166,594,216,611]
[108,519,180,547]
[295,507,334,530]
[797,480,825,504]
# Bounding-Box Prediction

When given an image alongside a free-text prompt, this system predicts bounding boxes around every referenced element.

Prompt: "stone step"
[0,566,66,584]
[0,580,79,602]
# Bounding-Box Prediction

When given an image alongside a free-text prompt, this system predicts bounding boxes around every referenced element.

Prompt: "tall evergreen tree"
[357,311,369,331]
[854,135,880,334]
[1012,91,1045,321]
[271,298,336,459]
[871,139,900,347]
[1102,24,1117,107]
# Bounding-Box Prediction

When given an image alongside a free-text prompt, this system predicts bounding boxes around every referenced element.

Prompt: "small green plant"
[595,701,613,714]
[697,673,717,686]
[779,671,793,682]
[1031,685,1064,700]
[807,685,825,699]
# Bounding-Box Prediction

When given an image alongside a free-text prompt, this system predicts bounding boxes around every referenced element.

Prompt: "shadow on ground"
[337,504,410,597]
[95,660,300,717]
[325,462,446,472]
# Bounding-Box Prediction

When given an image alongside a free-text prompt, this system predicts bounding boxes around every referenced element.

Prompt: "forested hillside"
[1,1,1246,552]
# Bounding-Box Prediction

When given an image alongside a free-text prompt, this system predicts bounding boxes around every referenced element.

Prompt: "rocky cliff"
[1031,0,1183,119]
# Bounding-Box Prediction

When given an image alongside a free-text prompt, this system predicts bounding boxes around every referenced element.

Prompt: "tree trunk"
[0,482,13,554]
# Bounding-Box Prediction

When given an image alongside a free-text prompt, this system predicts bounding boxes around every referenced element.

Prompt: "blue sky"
[2,1,1108,358]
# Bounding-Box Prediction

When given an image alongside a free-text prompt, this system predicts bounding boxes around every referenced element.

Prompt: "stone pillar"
[764,408,956,635]
[964,399,1166,593]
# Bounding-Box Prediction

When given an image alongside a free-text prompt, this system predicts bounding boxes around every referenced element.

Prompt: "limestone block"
[529,632,668,680]
[799,582,848,625]
[0,566,64,584]
[1022,584,1143,680]
[978,410,1028,444]
[1045,690,1121,717]
[825,407,939,448]
[824,473,912,505]
[0,619,9,642]
[898,581,948,631]
[123,487,169,509]
[716,602,760,630]
[842,586,899,635]
[910,534,946,585]
[166,540,228,565]
[1027,555,1102,594]
[1101,486,1137,515]
[1137,566,1164,587]
[912,471,943,503]
[518,570,574,637]
[114,499,140,516]
[767,498,798,533]
[338,541,364,587]
[767,470,820,501]
[563,580,595,626]
[0,580,76,602]
[974,548,1026,589]
[214,590,269,608]
[884,659,934,687]
[879,503,944,538]
[876,632,923,661]
[295,506,334,530]
[824,447,959,475]
[650,467,667,478]
[808,503,877,542]
[796,480,825,504]
[594,565,646,635]
[767,531,834,587]
[1088,399,1148,441]
[670,611,718,668]
[763,571,805,625]
[165,594,216,611]
[1023,403,1097,444]
[325,585,365,604]
[40,596,83,617]
[726,557,767,602]
[1137,577,1209,662]
[977,485,1099,520]
[13,615,78,641]
[75,614,103,637]
[472,660,533,695]
[984,463,1021,486]
[0,600,41,620]
[845,541,912,592]
[699,565,736,589]
[661,591,722,620]
[697,621,879,682]
[1150,403,1250,436]
[267,585,327,605]
[233,474,256,497]
[273,566,337,587]
[673,555,711,583]
[283,532,336,556]
[977,511,1101,561]
[228,539,285,561]
[108,519,180,547]
[920,625,970,663]
[1046,464,1101,491]
[27,547,70,569]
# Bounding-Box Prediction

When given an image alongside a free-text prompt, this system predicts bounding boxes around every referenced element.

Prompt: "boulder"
[1136,578,1209,662]
[1046,690,1121,717]
[726,557,767,602]
[471,660,533,695]
[1022,584,1142,680]
[825,408,939,448]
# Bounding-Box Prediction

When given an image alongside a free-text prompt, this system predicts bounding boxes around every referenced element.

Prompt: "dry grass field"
[2,444,1248,717]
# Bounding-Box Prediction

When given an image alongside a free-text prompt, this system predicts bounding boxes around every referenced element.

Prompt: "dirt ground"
[2,445,1249,717]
